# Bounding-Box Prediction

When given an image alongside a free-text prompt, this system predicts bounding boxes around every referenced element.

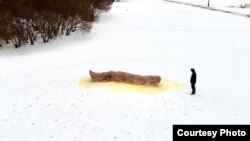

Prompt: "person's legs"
[191,83,196,94]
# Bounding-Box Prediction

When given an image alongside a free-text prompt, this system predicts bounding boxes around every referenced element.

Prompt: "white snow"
[171,0,250,14]
[1,0,250,141]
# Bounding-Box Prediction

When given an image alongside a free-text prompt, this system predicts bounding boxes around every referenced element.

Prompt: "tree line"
[0,0,114,48]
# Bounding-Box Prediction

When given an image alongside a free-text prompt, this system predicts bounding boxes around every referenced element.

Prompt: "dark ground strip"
[164,0,250,18]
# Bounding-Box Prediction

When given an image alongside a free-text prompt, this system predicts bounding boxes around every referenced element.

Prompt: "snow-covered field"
[174,0,250,6]
[172,0,250,15]
[1,0,250,140]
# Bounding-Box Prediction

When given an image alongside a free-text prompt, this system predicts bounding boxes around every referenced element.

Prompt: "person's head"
[191,68,196,73]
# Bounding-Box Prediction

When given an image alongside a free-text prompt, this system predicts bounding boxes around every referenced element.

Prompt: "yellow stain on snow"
[79,77,183,95]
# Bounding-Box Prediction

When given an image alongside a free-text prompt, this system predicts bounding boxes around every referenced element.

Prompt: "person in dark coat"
[190,68,196,95]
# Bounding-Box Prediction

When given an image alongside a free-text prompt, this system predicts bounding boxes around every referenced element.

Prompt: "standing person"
[190,68,196,95]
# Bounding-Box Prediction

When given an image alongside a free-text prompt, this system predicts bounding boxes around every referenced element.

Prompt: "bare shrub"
[0,0,114,48]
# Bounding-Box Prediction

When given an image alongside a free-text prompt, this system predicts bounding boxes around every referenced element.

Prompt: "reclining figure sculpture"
[89,70,161,86]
